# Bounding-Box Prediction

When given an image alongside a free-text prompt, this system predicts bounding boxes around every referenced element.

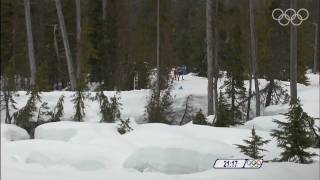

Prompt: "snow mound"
[4,140,117,171]
[240,115,287,132]
[123,147,217,174]
[35,121,118,142]
[25,152,105,171]
[1,124,30,141]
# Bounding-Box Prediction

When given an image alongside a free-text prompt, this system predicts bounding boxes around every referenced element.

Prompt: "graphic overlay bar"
[213,159,264,169]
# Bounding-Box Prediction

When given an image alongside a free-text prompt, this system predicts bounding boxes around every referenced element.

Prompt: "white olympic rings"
[246,159,263,168]
[272,8,309,26]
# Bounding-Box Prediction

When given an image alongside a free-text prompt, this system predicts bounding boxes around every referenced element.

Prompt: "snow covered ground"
[1,73,319,180]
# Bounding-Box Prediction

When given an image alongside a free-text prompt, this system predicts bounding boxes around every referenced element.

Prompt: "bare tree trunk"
[249,0,260,116]
[246,75,252,121]
[102,0,107,20]
[180,95,192,126]
[55,0,77,90]
[53,24,61,84]
[265,78,275,107]
[246,45,253,121]
[24,0,36,87]
[75,0,81,80]
[290,0,297,104]
[313,23,318,74]
[207,0,214,116]
[155,0,160,100]
[213,0,219,122]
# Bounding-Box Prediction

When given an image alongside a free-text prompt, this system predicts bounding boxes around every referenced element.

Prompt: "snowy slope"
[1,73,319,180]
[2,122,319,180]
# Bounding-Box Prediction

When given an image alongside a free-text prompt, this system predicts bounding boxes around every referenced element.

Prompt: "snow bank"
[1,73,319,180]
[2,121,319,180]
[124,147,220,174]
[4,140,118,171]
[1,124,30,141]
[240,115,287,132]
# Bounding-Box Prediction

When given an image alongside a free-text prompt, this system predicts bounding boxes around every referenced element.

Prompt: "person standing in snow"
[178,66,184,81]
[173,67,179,80]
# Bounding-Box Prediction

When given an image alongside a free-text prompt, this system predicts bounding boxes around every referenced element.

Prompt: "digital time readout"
[213,159,263,169]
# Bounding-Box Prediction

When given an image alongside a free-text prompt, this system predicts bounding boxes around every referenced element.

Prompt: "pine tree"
[1,62,18,124]
[95,91,122,123]
[13,87,41,137]
[95,90,111,122]
[50,95,65,122]
[109,92,122,122]
[235,127,270,159]
[117,118,133,135]
[193,109,207,125]
[36,102,51,124]
[221,26,247,125]
[1,88,17,124]
[145,82,174,124]
[271,100,316,163]
[72,87,85,122]
[215,92,233,127]
[36,63,51,91]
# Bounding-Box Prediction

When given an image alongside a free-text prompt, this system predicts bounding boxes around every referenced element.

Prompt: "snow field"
[1,73,319,179]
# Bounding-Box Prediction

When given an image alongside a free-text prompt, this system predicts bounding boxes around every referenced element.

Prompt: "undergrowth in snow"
[1,73,319,180]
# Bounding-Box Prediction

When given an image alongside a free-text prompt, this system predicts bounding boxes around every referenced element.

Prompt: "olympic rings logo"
[246,159,263,168]
[272,8,309,26]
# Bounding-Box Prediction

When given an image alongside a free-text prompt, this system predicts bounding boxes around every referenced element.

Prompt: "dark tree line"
[1,0,319,126]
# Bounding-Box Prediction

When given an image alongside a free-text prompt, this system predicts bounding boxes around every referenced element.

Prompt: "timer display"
[213,159,263,169]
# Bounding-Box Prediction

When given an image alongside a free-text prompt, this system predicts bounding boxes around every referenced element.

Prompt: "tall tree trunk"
[24,0,36,87]
[231,78,235,124]
[55,0,77,90]
[246,45,253,121]
[102,0,107,20]
[207,0,214,115]
[290,0,297,104]
[213,0,219,122]
[249,0,260,116]
[246,75,252,121]
[265,78,275,107]
[155,0,160,100]
[318,0,320,73]
[75,0,81,80]
[53,24,61,85]
[313,23,318,74]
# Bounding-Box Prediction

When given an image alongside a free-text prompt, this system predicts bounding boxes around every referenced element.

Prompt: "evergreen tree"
[36,102,51,123]
[271,100,316,163]
[117,118,133,135]
[109,92,122,122]
[13,87,41,137]
[1,87,17,124]
[95,90,111,122]
[36,63,51,91]
[95,91,122,123]
[221,26,247,125]
[145,82,174,124]
[77,19,97,83]
[193,109,207,125]
[1,62,18,124]
[215,92,233,127]
[50,95,65,122]
[72,86,86,122]
[235,126,270,159]
[263,79,290,107]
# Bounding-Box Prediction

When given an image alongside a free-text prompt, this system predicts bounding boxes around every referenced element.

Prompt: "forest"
[0,0,319,180]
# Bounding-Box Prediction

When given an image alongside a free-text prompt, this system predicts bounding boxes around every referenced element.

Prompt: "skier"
[173,67,179,80]
[178,66,184,81]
